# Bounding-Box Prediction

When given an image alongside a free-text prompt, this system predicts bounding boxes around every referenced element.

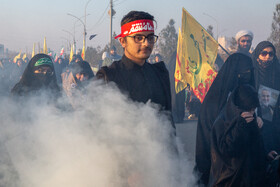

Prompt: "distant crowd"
[0,10,280,187]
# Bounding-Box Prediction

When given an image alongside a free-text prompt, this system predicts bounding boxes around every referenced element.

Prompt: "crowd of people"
[0,9,279,187]
[0,10,180,186]
[195,30,280,187]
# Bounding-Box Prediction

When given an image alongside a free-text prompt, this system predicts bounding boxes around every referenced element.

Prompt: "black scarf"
[11,53,60,96]
[252,41,280,91]
[195,53,255,185]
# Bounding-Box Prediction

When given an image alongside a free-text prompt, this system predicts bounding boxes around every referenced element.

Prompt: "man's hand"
[257,117,264,128]
[267,151,278,160]
[241,111,254,123]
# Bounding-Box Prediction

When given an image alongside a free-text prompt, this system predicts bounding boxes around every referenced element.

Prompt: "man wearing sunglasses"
[97,11,173,127]
[235,30,254,57]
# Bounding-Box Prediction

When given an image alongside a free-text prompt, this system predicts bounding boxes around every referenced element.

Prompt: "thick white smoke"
[0,81,196,187]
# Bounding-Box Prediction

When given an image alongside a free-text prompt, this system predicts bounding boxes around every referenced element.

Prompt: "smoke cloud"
[0,80,196,187]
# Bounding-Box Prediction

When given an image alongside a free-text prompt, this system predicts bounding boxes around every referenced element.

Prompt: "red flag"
[60,47,64,56]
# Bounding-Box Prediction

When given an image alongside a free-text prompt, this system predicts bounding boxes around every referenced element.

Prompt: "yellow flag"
[13,51,21,63]
[32,43,36,57]
[43,37,48,54]
[22,53,27,60]
[175,8,218,102]
[81,38,85,60]
[69,44,73,63]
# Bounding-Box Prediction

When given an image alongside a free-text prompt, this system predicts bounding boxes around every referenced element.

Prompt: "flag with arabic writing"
[175,8,218,102]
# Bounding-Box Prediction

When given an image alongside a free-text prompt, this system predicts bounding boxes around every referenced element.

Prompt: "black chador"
[195,53,255,185]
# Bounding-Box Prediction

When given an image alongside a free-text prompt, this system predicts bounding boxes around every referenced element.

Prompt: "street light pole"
[62,29,76,51]
[110,0,113,47]
[84,0,92,50]
[60,37,72,52]
[67,13,86,52]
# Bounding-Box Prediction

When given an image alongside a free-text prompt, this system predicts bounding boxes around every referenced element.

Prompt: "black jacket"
[167,51,186,123]
[97,55,174,128]
[252,41,280,153]
[97,55,172,110]
[208,95,266,187]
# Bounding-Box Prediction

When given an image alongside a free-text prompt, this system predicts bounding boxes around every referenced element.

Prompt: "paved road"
[175,120,197,162]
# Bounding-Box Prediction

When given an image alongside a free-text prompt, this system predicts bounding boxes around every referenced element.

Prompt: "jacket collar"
[121,55,147,70]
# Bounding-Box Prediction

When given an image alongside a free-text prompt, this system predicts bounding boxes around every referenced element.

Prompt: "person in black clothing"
[252,41,280,158]
[62,60,94,108]
[54,57,67,85]
[69,54,83,65]
[252,41,280,186]
[11,53,60,98]
[68,60,94,89]
[167,51,185,123]
[208,84,266,187]
[195,53,257,186]
[96,11,176,186]
[109,45,122,62]
[96,11,173,125]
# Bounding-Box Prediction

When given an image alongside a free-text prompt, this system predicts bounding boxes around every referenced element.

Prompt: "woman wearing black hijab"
[252,41,280,157]
[61,60,94,108]
[252,41,280,91]
[62,60,94,92]
[208,84,266,187]
[70,60,94,88]
[195,53,256,185]
[252,41,280,186]
[11,53,60,97]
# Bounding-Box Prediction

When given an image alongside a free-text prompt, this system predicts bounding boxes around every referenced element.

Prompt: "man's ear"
[119,37,126,48]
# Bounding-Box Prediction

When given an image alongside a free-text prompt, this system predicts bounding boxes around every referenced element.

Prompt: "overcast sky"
[0,0,279,54]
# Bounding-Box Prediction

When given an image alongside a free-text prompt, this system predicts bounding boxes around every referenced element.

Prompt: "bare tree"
[268,3,280,58]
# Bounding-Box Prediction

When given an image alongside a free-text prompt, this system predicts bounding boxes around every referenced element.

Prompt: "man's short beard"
[238,45,250,53]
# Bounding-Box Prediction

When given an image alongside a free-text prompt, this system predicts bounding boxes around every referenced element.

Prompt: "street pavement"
[175,120,197,162]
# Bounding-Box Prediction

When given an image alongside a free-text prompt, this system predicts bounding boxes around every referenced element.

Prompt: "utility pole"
[62,29,76,52]
[109,0,113,47]
[67,13,86,54]
[84,0,91,50]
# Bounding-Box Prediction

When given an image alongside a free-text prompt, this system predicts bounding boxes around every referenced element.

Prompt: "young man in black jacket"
[97,11,173,127]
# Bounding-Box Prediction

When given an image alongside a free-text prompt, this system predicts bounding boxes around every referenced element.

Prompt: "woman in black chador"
[11,53,60,97]
[252,41,280,157]
[70,60,94,89]
[208,84,266,187]
[195,53,255,185]
[252,41,280,186]
[62,60,94,107]
[252,41,280,91]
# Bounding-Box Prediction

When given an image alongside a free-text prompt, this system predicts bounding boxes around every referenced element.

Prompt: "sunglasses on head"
[260,51,274,57]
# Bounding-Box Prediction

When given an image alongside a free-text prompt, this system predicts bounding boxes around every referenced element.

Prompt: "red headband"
[115,19,154,39]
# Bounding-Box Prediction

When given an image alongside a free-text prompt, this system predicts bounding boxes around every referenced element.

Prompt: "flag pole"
[218,43,230,56]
